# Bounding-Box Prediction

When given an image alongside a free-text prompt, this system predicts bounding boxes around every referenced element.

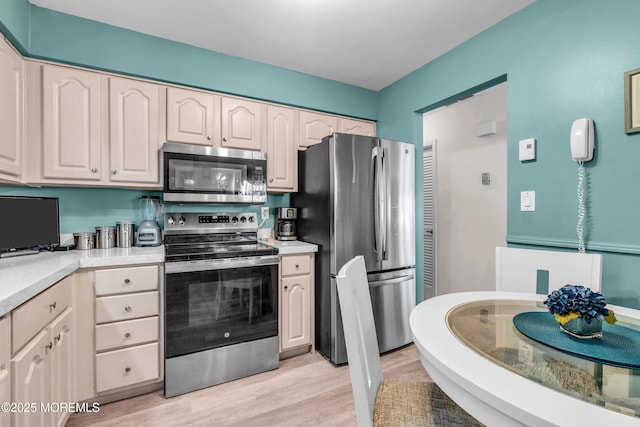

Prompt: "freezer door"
[379,139,416,271]
[331,133,380,275]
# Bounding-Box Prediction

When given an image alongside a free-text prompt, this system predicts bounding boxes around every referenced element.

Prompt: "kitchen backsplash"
[0,186,288,234]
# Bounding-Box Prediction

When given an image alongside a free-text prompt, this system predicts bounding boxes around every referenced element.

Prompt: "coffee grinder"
[275,208,297,241]
[137,195,163,246]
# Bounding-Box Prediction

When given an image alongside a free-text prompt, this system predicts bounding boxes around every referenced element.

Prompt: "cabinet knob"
[295,264,300,269]
[124,278,131,285]
[124,306,132,313]
[207,135,212,141]
[111,169,117,175]
[54,334,61,343]
[91,167,98,173]
[284,285,288,290]
[222,137,227,142]
[125,367,131,373]
[49,301,57,311]
[269,178,274,182]
[45,342,53,353]
[124,332,131,339]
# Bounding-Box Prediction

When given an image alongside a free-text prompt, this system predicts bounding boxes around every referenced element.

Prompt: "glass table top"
[447,299,640,419]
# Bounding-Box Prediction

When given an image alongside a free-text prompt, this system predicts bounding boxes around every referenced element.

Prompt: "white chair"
[495,247,602,294]
[336,256,482,427]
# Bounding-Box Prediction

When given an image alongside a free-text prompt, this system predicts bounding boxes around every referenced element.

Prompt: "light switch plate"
[520,191,535,211]
[519,138,536,161]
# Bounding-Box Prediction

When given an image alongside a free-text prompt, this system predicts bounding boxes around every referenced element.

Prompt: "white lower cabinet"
[279,253,315,355]
[93,264,162,396]
[0,314,12,427]
[11,276,74,427]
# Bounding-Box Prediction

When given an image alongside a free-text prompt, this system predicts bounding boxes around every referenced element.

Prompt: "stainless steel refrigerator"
[292,133,416,365]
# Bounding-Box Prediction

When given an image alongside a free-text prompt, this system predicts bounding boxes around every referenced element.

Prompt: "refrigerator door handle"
[372,147,383,261]
[380,147,388,260]
[369,274,415,288]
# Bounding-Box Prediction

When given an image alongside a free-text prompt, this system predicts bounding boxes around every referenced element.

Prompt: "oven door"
[163,142,266,204]
[165,258,278,358]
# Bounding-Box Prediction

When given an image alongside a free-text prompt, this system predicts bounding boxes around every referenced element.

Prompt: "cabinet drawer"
[95,291,159,324]
[96,316,159,351]
[94,265,159,296]
[96,342,159,392]
[12,276,71,353]
[281,254,312,276]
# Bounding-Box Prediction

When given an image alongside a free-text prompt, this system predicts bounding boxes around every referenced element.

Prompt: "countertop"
[0,246,164,317]
[0,240,318,318]
[260,239,318,255]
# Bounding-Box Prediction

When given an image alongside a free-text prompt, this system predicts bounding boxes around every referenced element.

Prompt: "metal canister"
[116,221,135,248]
[95,226,115,249]
[73,232,95,250]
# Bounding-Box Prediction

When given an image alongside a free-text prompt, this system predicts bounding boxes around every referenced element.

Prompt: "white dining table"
[409,291,640,426]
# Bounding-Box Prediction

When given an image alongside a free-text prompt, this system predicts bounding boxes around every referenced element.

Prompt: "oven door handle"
[165,255,280,274]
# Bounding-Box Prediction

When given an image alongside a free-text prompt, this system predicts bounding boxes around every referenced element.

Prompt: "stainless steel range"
[163,212,279,398]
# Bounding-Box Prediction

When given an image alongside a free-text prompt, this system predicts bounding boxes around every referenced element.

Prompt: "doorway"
[422,82,507,295]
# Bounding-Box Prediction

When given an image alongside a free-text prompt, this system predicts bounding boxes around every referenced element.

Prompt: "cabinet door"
[221,97,263,150]
[0,37,23,179]
[281,275,312,351]
[42,65,102,180]
[266,105,296,192]
[50,308,73,427]
[12,329,51,427]
[0,315,10,427]
[109,77,160,184]
[298,111,338,150]
[167,87,217,145]
[339,117,376,136]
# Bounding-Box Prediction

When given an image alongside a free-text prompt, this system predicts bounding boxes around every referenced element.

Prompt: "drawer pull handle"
[125,367,131,373]
[54,334,61,343]
[124,332,131,339]
[45,342,53,353]
[49,301,57,310]
[124,279,131,285]
[124,306,132,313]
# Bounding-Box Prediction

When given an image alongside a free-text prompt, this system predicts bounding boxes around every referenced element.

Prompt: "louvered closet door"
[423,143,436,299]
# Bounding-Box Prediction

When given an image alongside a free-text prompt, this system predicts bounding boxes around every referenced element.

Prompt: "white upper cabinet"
[266,105,296,192]
[339,117,376,137]
[298,111,338,150]
[42,65,102,181]
[221,97,264,151]
[0,36,23,181]
[167,87,219,146]
[109,77,161,184]
[26,63,163,188]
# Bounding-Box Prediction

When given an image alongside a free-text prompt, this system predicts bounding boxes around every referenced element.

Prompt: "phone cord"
[576,161,586,253]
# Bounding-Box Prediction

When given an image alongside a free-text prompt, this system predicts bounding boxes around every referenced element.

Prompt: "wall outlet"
[261,207,269,220]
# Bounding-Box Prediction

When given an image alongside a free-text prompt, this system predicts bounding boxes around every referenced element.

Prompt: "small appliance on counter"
[137,195,163,246]
[275,208,297,241]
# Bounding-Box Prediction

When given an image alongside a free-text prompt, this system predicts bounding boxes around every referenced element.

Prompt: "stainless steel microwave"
[162,142,267,204]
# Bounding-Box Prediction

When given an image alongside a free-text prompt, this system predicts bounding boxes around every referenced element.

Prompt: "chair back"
[495,247,602,294]
[336,256,382,427]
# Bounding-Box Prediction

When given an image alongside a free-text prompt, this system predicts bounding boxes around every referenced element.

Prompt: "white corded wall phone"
[571,118,594,253]
[571,118,594,162]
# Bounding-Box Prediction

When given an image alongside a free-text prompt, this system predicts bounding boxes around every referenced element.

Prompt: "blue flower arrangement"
[544,284,616,325]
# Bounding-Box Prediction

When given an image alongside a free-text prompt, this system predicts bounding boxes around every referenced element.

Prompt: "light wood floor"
[67,344,431,427]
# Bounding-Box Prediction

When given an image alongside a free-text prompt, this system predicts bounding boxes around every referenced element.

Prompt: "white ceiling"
[28,0,534,91]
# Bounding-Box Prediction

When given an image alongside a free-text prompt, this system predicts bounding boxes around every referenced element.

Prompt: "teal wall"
[3,0,640,309]
[378,0,640,308]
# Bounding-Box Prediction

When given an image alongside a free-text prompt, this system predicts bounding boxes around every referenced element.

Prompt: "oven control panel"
[164,212,257,233]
